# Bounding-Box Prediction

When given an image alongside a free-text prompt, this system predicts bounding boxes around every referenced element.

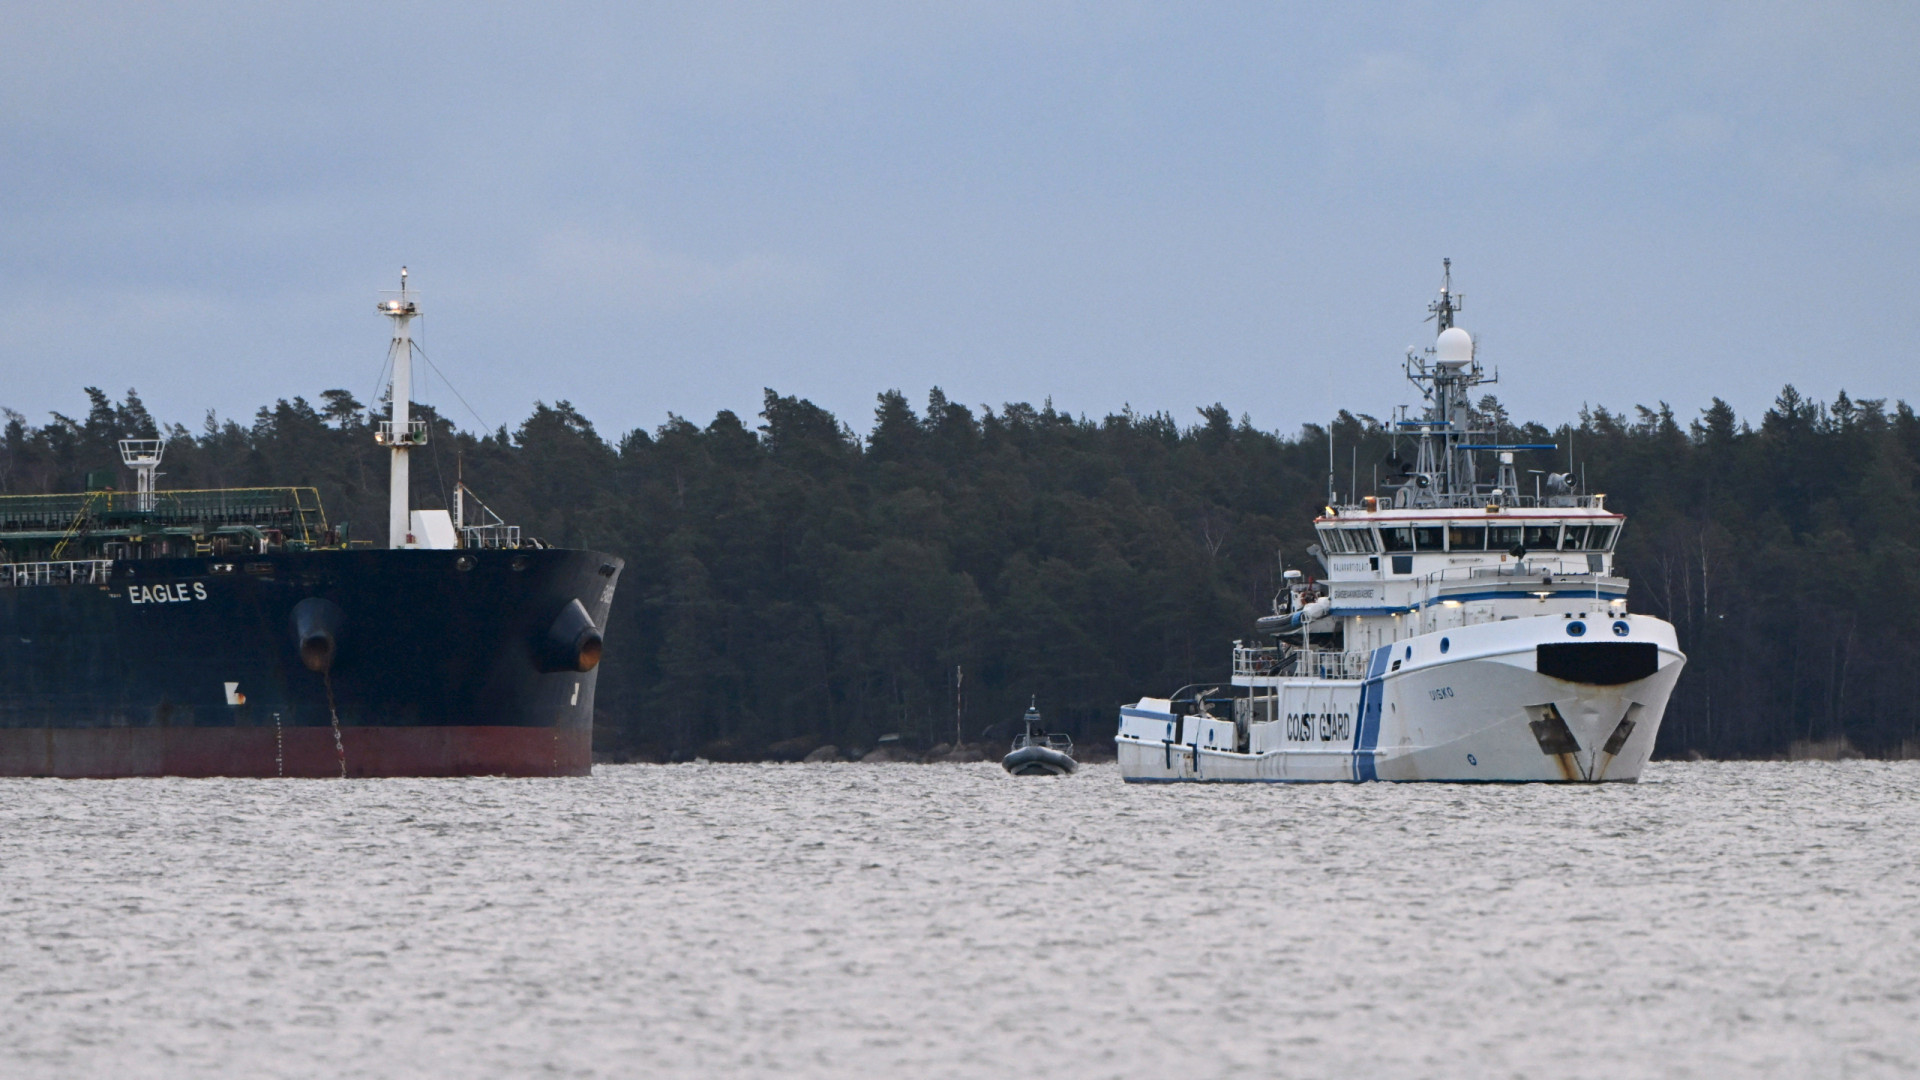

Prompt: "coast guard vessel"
[0,270,621,777]
[1116,263,1684,782]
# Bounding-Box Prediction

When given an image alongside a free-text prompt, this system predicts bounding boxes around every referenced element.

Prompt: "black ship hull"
[0,547,621,778]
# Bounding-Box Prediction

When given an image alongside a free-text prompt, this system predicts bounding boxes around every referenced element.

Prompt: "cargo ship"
[0,271,622,777]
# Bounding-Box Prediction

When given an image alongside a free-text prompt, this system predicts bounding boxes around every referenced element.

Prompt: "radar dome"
[1435,326,1473,368]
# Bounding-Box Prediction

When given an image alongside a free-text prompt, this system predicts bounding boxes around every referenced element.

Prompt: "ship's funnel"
[291,597,346,673]
[539,598,604,673]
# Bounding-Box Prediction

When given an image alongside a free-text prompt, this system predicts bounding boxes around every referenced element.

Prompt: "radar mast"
[1398,259,1500,506]
[376,268,425,547]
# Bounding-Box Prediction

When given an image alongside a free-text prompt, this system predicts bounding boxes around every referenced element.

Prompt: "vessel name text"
[129,582,207,605]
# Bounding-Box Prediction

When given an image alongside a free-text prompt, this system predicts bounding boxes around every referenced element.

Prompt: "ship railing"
[460,523,521,549]
[375,419,429,447]
[1307,650,1371,680]
[0,487,327,544]
[1234,644,1369,680]
[1234,644,1284,677]
[1421,563,1610,587]
[0,560,114,587]
[1338,492,1609,512]
[1012,732,1074,753]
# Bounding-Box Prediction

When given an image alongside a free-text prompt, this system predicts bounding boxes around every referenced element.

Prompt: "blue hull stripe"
[1330,587,1625,619]
[1353,644,1391,781]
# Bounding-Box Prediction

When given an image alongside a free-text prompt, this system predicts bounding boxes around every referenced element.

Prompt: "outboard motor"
[290,597,346,674]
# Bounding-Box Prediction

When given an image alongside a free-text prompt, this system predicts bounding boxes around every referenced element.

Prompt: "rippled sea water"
[3,761,1917,1078]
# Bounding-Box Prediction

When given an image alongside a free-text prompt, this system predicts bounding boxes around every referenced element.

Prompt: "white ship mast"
[1388,258,1560,509]
[377,268,425,548]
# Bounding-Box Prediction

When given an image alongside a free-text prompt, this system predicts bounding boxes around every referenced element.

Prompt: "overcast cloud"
[2,2,1916,438]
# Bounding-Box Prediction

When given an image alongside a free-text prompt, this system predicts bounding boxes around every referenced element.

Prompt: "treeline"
[3,383,1917,760]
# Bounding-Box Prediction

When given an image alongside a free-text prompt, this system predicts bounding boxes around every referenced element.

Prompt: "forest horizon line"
[3,380,1912,762]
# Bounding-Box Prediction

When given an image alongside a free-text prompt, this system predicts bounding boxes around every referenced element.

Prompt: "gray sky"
[4,2,1917,440]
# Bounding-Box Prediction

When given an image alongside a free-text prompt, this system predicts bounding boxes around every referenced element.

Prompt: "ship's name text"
[129,582,207,604]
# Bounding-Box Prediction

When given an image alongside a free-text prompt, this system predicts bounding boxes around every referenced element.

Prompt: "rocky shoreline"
[594,736,1117,766]
[596,737,1920,766]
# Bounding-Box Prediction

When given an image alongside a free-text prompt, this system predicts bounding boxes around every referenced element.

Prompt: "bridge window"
[1589,525,1617,550]
[1318,528,1347,554]
[1523,524,1561,550]
[1414,526,1445,551]
[1344,527,1378,553]
[1380,527,1413,552]
[1489,525,1522,552]
[1447,525,1486,551]
[1560,525,1588,550]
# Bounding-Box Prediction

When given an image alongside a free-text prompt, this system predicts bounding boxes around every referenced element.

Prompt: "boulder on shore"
[767,735,823,762]
[859,745,916,763]
[801,744,842,763]
[1787,736,1863,762]
[694,737,759,763]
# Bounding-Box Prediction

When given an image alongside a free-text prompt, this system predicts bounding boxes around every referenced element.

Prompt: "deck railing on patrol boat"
[1421,563,1615,586]
[1233,644,1369,680]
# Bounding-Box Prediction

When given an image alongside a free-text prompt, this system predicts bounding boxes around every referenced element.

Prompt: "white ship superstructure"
[1116,263,1685,782]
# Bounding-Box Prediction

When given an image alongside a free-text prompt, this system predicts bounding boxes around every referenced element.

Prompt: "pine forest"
[4,383,1912,761]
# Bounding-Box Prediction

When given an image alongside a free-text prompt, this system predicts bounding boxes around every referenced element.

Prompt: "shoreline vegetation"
[593,736,1122,766]
[6,383,1917,763]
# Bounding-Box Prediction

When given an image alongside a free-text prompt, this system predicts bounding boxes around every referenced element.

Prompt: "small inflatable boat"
[1002,700,1077,776]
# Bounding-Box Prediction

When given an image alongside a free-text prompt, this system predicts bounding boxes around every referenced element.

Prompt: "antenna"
[1428,257,1463,330]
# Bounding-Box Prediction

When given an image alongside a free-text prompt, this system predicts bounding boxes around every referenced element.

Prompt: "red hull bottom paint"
[0,726,591,778]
